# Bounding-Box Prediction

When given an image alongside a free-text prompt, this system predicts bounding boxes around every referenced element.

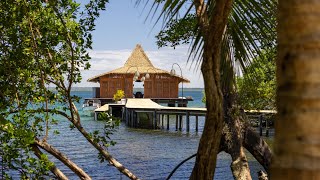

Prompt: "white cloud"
[76,46,204,88]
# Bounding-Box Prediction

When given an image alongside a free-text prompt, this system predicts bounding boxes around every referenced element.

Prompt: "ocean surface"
[45,88,269,179]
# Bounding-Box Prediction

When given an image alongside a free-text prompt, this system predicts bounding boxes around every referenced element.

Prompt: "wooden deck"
[126,99,205,112]
[85,97,193,107]
[124,99,206,131]
[95,104,109,112]
[94,103,125,120]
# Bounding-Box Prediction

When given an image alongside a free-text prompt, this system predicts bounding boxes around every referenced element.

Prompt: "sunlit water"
[45,89,271,179]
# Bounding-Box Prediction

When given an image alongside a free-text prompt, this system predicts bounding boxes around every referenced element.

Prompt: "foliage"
[146,0,277,178]
[94,117,120,162]
[236,48,276,110]
[202,47,276,110]
[0,0,110,178]
[156,14,196,48]
[113,90,125,101]
[153,0,277,107]
[201,91,206,104]
[90,116,120,161]
[154,0,277,88]
[0,113,54,179]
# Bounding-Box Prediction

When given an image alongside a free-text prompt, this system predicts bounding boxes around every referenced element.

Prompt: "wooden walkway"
[94,103,125,120]
[124,99,206,132]
[94,104,109,120]
[93,99,276,134]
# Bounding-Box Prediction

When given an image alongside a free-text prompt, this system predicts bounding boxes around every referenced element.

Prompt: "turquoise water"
[46,89,266,179]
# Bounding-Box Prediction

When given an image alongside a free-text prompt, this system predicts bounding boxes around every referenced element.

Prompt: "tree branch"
[35,139,91,180]
[69,105,139,179]
[31,144,68,180]
[50,5,76,125]
[242,125,272,172]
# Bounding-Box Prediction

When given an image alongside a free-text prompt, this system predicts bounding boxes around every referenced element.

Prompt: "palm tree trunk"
[220,94,252,180]
[221,115,252,180]
[271,0,320,178]
[190,1,233,179]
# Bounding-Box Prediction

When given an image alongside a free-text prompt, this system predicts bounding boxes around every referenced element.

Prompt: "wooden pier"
[94,103,125,120]
[245,110,276,137]
[94,99,276,134]
[86,97,193,107]
[123,99,206,132]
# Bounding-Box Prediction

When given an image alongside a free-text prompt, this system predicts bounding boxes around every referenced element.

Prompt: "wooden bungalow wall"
[100,75,134,98]
[99,74,179,99]
[144,74,179,98]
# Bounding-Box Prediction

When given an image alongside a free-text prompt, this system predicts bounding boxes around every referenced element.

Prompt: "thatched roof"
[88,44,190,83]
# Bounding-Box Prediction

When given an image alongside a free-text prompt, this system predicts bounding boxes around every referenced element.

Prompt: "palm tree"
[271,0,320,179]
[141,0,277,179]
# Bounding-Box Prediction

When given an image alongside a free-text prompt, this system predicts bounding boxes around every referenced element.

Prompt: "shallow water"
[45,89,270,179]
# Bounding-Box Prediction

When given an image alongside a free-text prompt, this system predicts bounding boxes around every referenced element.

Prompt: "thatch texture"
[87,44,190,83]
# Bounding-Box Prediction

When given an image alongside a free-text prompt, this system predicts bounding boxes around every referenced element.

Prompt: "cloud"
[77,46,204,88]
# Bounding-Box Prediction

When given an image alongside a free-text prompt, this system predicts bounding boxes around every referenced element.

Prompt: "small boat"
[82,99,101,116]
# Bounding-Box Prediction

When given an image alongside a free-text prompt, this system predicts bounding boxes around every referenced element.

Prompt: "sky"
[78,1,204,88]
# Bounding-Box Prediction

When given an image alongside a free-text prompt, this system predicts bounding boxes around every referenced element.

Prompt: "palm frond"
[140,0,277,83]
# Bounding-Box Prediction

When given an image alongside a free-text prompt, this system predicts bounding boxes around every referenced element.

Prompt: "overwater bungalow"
[88,45,207,131]
[87,44,190,104]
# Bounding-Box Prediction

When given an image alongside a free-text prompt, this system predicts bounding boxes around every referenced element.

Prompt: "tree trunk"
[74,123,139,180]
[242,124,272,172]
[190,0,233,179]
[230,146,252,180]
[35,140,91,180]
[271,0,320,178]
[220,110,273,180]
[221,122,252,180]
[70,105,139,180]
[31,144,68,180]
[220,94,252,180]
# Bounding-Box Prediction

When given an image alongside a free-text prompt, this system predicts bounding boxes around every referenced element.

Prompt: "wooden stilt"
[121,107,124,121]
[179,115,183,131]
[186,112,190,132]
[153,111,157,129]
[175,115,178,130]
[134,112,140,127]
[166,114,169,130]
[195,115,198,132]
[131,110,134,127]
[265,118,269,137]
[161,114,164,129]
[158,113,161,128]
[125,109,128,126]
